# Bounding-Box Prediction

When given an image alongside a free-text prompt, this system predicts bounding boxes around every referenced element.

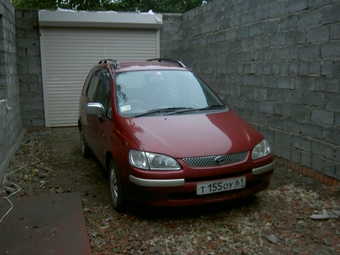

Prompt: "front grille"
[183,152,247,167]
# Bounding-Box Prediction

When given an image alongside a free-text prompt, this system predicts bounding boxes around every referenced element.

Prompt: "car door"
[87,69,112,165]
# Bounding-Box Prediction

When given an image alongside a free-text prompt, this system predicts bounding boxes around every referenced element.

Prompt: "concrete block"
[333,61,340,77]
[262,20,279,34]
[249,22,263,36]
[291,105,310,121]
[272,62,281,74]
[309,61,321,75]
[307,25,330,43]
[240,86,253,98]
[311,108,334,126]
[302,91,326,107]
[280,62,289,74]
[299,44,320,59]
[282,117,301,134]
[325,94,340,111]
[300,151,312,168]
[336,165,340,180]
[236,26,249,39]
[253,88,267,100]
[315,77,340,93]
[259,101,274,114]
[230,16,240,27]
[287,0,308,13]
[287,29,306,44]
[282,145,292,161]
[220,18,231,30]
[330,23,340,40]
[240,11,254,25]
[323,160,336,178]
[248,0,261,10]
[244,98,259,111]
[255,35,270,48]
[273,142,283,157]
[292,136,311,151]
[321,60,334,76]
[291,148,301,163]
[301,123,324,139]
[274,103,292,117]
[271,32,286,46]
[312,140,335,160]
[336,148,340,164]
[295,77,315,91]
[324,127,340,145]
[279,14,298,31]
[255,6,270,21]
[312,156,324,172]
[247,75,263,87]
[308,0,332,8]
[321,3,340,24]
[278,76,295,89]
[234,1,247,13]
[252,112,267,125]
[274,130,292,147]
[288,61,299,76]
[270,2,287,18]
[279,46,299,60]
[321,42,340,58]
[298,10,321,28]
[298,61,309,75]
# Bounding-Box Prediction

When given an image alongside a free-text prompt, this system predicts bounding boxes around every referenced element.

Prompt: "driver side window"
[86,69,112,119]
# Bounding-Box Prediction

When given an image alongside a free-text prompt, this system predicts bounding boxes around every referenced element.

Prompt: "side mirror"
[86,102,105,119]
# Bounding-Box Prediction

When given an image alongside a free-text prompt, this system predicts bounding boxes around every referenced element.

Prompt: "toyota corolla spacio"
[78,58,275,211]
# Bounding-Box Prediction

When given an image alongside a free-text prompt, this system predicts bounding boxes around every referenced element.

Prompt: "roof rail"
[98,59,121,69]
[147,58,186,68]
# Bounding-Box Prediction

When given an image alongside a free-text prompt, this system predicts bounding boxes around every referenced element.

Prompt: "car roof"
[96,58,189,72]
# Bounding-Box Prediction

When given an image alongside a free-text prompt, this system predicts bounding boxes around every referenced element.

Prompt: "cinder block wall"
[15,10,44,127]
[161,0,340,180]
[0,0,24,178]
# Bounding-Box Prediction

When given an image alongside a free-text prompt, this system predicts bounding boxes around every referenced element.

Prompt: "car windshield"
[115,70,226,117]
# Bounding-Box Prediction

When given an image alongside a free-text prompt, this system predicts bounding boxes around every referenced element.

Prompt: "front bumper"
[129,161,275,187]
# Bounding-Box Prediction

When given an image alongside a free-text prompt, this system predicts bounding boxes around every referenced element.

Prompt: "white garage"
[38,10,162,127]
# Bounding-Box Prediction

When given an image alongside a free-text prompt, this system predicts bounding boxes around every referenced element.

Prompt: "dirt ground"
[2,127,340,254]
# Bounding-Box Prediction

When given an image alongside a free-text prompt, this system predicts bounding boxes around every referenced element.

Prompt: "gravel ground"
[1,127,340,255]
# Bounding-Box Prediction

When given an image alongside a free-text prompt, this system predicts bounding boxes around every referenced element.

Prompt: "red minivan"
[78,58,275,211]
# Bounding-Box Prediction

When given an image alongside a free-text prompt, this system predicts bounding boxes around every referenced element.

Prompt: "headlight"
[252,139,271,160]
[129,149,181,170]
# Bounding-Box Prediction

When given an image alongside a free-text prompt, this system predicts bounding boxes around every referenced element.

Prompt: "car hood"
[121,111,263,158]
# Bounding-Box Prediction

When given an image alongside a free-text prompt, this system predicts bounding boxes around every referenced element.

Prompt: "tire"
[109,159,125,211]
[79,129,91,158]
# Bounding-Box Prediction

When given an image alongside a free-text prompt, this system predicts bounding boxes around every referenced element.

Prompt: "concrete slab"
[0,192,91,255]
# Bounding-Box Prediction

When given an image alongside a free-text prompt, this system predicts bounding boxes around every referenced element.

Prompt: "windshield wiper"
[134,107,194,117]
[166,104,226,115]
[198,104,226,110]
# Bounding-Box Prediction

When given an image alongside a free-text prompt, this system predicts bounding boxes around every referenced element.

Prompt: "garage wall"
[0,0,24,179]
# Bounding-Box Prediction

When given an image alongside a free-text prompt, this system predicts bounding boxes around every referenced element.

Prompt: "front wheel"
[109,159,125,211]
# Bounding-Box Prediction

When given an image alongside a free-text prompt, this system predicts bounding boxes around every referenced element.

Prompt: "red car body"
[78,59,274,209]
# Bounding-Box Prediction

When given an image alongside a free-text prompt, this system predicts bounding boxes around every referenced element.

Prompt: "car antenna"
[103,49,114,75]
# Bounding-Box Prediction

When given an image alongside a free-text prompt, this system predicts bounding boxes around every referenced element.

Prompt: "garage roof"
[38,9,163,29]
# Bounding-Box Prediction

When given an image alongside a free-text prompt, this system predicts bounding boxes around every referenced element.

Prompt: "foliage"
[12,0,212,12]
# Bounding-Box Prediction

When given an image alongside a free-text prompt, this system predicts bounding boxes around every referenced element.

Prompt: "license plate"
[196,176,246,195]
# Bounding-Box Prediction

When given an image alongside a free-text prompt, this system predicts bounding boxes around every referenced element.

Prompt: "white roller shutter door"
[40,27,159,127]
